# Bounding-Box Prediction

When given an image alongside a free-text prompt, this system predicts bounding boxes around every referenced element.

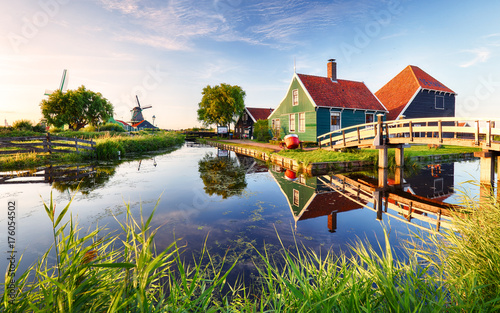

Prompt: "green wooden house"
[268,59,388,142]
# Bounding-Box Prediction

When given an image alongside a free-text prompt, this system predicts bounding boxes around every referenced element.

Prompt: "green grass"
[277,148,377,164]
[276,144,480,166]
[4,190,500,312]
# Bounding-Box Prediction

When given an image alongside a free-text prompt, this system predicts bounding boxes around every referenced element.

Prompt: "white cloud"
[460,47,491,68]
[93,0,375,51]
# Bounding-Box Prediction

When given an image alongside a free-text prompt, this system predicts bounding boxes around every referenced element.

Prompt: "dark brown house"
[234,107,273,139]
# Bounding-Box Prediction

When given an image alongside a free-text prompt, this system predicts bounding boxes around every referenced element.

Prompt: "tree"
[40,85,114,130]
[197,83,246,131]
[253,119,272,142]
[198,152,247,199]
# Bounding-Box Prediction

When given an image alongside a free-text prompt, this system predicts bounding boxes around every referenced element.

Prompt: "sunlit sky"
[1,0,500,129]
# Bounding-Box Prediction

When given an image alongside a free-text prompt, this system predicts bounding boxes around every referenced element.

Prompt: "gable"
[247,107,273,122]
[268,73,316,120]
[376,65,455,120]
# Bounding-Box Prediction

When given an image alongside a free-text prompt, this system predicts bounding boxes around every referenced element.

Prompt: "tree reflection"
[51,166,116,194]
[198,152,247,199]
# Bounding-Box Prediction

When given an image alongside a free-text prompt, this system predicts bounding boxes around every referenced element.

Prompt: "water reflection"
[0,164,116,195]
[269,166,362,232]
[198,150,247,199]
[270,161,459,233]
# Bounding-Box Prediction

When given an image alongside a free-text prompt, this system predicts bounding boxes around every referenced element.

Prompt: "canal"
[0,143,485,282]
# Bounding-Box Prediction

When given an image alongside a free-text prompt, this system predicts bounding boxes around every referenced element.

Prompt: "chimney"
[327,59,337,82]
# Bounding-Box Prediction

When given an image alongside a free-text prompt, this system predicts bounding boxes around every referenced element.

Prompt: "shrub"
[12,119,33,131]
[81,125,96,132]
[99,122,125,132]
[254,120,272,142]
[32,123,46,133]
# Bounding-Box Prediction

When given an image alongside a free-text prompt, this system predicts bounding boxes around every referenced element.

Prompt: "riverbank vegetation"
[3,192,500,312]
[0,127,185,169]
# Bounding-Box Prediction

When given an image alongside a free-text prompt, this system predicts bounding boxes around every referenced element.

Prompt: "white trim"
[396,87,422,120]
[298,112,305,132]
[289,113,296,132]
[435,95,445,110]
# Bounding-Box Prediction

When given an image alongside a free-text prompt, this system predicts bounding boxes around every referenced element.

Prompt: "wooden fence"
[0,134,95,155]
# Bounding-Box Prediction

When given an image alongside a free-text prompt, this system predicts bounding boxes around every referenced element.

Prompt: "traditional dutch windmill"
[44,69,69,96]
[130,95,152,124]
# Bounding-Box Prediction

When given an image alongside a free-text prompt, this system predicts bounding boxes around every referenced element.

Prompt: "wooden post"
[438,120,442,143]
[374,190,383,221]
[357,127,360,143]
[487,120,492,147]
[46,133,51,154]
[328,210,338,233]
[395,146,404,168]
[342,130,346,146]
[475,150,496,201]
[409,121,413,142]
[475,120,480,146]
[379,146,388,169]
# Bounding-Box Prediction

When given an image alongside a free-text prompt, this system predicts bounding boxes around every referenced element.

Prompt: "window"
[365,113,374,124]
[289,114,296,132]
[435,95,444,110]
[292,89,299,106]
[293,189,299,206]
[434,178,443,193]
[299,174,306,184]
[330,112,341,132]
[272,119,280,138]
[298,112,305,132]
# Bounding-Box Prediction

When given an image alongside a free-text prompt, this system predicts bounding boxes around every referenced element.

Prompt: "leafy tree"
[197,83,246,131]
[198,152,247,199]
[40,85,114,130]
[253,119,272,142]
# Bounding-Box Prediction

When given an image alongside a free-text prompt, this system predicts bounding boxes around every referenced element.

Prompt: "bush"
[81,125,96,132]
[32,123,46,133]
[253,120,272,142]
[99,122,125,132]
[12,119,33,131]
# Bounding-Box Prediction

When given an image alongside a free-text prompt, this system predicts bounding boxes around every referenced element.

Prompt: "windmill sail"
[44,69,68,96]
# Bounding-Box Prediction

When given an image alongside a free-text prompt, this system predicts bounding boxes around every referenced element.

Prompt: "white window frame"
[289,114,296,132]
[435,95,444,110]
[298,112,305,132]
[292,89,299,106]
[330,112,341,132]
[293,189,299,206]
[434,178,443,193]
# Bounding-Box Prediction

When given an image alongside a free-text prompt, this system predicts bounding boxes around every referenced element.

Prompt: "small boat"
[284,134,300,149]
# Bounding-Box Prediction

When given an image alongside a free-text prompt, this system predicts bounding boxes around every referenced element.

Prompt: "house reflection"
[269,166,362,232]
[269,161,457,233]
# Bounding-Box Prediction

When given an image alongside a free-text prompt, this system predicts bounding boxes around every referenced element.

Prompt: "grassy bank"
[0,131,185,169]
[3,192,500,312]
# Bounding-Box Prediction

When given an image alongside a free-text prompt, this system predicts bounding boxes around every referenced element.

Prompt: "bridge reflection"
[270,162,461,233]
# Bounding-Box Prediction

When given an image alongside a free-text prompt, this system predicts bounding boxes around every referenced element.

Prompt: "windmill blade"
[142,105,152,110]
[135,95,141,108]
[59,69,68,92]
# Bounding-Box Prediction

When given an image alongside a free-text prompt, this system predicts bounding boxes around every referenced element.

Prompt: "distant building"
[375,65,456,121]
[234,107,273,139]
[109,117,157,131]
[268,59,387,142]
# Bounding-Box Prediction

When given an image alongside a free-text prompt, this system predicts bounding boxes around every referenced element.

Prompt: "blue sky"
[1,0,500,129]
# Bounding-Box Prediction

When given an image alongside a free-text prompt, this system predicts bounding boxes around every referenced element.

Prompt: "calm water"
[0,143,485,280]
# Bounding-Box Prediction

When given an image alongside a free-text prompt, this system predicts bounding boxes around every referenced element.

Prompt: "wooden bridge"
[318,115,500,199]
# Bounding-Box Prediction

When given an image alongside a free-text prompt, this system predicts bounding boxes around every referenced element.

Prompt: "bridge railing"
[318,117,500,150]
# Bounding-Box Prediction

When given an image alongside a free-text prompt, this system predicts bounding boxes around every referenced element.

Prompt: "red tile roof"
[375,65,455,120]
[297,73,387,111]
[247,107,273,122]
[299,192,361,221]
